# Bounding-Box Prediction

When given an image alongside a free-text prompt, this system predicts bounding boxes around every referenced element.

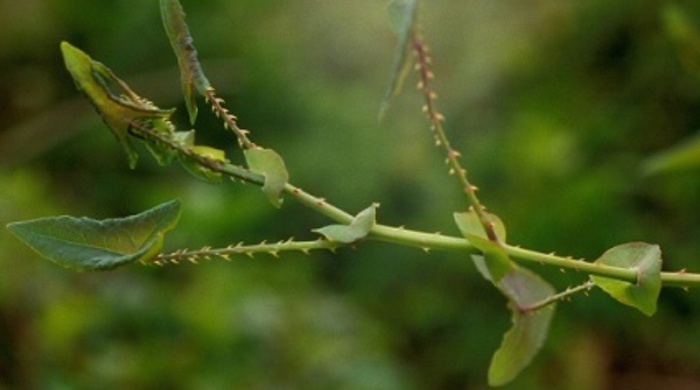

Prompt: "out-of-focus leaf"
[244,148,289,208]
[643,132,700,175]
[483,265,556,387]
[590,243,662,316]
[314,204,378,243]
[180,145,227,183]
[379,0,419,120]
[454,210,511,282]
[6,200,181,271]
[61,41,176,168]
[160,0,212,124]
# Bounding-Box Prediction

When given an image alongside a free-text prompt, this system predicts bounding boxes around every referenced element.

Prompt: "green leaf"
[379,0,419,120]
[314,204,378,243]
[590,243,662,316]
[454,210,507,241]
[484,265,556,387]
[467,234,513,283]
[642,132,700,175]
[454,211,512,282]
[160,0,212,125]
[61,41,176,168]
[6,200,181,271]
[244,148,289,208]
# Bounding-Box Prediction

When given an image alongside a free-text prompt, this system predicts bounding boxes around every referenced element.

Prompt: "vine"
[6,0,700,386]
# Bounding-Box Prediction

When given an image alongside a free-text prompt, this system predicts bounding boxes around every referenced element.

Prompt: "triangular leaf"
[454,211,511,282]
[160,0,212,125]
[314,204,378,244]
[244,148,289,208]
[478,263,556,387]
[379,0,419,119]
[489,267,556,386]
[590,243,662,316]
[7,200,181,271]
[61,41,176,168]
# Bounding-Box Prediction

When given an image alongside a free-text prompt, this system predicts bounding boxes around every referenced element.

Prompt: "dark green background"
[2,1,700,388]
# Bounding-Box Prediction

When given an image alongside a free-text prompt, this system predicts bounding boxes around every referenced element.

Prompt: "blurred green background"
[3,0,700,388]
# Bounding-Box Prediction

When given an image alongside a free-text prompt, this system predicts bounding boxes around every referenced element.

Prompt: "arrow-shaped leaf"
[314,204,378,243]
[7,200,181,271]
[590,242,662,316]
[61,41,176,168]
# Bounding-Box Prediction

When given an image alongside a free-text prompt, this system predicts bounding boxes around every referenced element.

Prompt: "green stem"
[132,122,700,288]
[523,281,595,312]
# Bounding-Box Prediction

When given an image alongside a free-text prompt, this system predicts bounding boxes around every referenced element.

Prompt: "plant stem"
[412,35,498,242]
[133,122,700,288]
[523,281,596,312]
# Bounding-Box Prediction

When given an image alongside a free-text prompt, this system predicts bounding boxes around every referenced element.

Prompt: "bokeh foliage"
[3,0,700,388]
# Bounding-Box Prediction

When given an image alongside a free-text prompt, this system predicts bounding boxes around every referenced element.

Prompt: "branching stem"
[412,35,498,242]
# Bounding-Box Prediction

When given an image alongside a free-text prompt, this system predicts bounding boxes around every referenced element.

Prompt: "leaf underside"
[7,200,181,271]
[454,210,512,282]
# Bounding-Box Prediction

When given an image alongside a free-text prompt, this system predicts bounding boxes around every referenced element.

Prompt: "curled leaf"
[314,204,378,243]
[61,41,175,168]
[590,243,662,316]
[7,200,181,271]
[160,0,212,124]
[244,148,289,208]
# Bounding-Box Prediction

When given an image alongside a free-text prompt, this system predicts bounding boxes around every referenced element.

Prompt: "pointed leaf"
[244,148,289,208]
[61,41,175,168]
[454,211,511,282]
[590,243,662,316]
[7,200,181,271]
[379,0,419,119]
[160,0,212,124]
[314,204,378,244]
[485,265,556,386]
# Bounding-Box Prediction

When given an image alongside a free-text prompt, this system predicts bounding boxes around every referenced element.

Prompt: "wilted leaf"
[379,0,419,119]
[160,0,212,124]
[314,204,378,243]
[7,200,181,271]
[244,148,289,208]
[590,243,662,316]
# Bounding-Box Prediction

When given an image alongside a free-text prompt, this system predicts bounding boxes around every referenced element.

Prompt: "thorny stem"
[131,122,700,288]
[205,89,256,150]
[412,35,498,242]
[522,281,596,313]
[153,239,342,265]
